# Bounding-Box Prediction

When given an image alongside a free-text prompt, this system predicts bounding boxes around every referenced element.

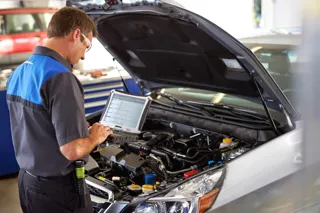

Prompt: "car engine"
[85,118,252,208]
[84,91,276,212]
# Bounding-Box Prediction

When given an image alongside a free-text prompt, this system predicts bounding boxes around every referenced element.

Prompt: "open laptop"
[99,90,152,143]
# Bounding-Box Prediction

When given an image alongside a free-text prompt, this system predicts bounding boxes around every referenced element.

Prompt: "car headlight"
[134,168,225,213]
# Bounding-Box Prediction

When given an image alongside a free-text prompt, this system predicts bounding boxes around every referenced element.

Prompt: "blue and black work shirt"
[6,46,89,177]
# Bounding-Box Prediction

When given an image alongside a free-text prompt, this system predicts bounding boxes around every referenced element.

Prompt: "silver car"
[68,1,313,213]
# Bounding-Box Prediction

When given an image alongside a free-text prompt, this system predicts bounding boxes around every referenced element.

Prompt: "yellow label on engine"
[98,176,107,181]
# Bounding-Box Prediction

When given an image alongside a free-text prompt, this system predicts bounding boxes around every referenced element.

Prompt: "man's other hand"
[89,123,113,145]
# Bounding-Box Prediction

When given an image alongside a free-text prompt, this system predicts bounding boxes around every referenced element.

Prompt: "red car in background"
[0,8,57,68]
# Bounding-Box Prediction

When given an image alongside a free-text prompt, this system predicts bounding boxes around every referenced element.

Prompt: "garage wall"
[0,0,66,9]
[0,1,20,8]
[177,0,256,38]
[261,0,303,29]
[23,0,66,8]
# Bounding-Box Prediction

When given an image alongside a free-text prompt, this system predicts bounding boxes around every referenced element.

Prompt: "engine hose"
[162,147,218,160]
[166,167,193,175]
[127,143,143,152]
[186,146,235,156]
[161,155,210,176]
[163,170,168,180]
[159,165,168,180]
[146,134,168,146]
[162,157,208,175]
[186,146,216,156]
[175,155,207,164]
[151,149,173,169]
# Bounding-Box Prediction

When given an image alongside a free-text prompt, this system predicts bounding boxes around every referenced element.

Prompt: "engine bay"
[85,116,252,206]
[84,90,274,211]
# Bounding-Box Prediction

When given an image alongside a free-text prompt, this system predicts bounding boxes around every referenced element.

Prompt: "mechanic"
[6,7,112,213]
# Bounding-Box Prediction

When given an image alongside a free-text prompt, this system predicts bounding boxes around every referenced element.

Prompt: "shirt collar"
[33,46,73,71]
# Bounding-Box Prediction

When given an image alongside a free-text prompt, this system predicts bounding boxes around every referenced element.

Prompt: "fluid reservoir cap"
[144,173,156,185]
[128,184,142,191]
[142,184,154,189]
[142,184,154,193]
[223,138,232,143]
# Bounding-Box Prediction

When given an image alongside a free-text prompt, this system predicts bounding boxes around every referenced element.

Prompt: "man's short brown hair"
[47,7,98,39]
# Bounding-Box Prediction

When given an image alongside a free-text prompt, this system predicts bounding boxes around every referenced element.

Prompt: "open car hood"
[75,1,297,119]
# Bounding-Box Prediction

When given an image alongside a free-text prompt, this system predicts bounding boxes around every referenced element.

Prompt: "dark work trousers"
[18,169,93,213]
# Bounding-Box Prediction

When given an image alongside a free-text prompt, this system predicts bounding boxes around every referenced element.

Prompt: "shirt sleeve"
[41,72,89,147]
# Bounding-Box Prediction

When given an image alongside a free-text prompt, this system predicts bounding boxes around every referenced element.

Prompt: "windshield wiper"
[152,92,273,126]
[186,101,269,122]
[151,92,214,117]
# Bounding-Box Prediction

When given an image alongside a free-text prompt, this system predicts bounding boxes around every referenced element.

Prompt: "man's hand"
[89,123,113,146]
[60,123,113,161]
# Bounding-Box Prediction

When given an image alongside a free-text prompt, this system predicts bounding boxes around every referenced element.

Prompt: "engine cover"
[100,146,145,173]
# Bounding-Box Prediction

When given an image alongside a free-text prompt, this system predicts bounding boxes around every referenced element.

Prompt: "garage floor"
[0,176,22,213]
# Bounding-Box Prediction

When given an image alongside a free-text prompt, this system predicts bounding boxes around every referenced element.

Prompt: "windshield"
[162,43,297,116]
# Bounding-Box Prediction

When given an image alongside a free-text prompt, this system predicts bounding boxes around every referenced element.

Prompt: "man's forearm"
[60,137,98,161]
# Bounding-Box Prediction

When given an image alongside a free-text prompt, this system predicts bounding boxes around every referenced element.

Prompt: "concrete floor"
[0,176,22,213]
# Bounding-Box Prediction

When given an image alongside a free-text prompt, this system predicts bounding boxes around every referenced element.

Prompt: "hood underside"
[80,2,297,118]
[97,13,257,97]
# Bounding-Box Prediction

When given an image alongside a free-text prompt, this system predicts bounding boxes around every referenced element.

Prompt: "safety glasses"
[81,33,92,52]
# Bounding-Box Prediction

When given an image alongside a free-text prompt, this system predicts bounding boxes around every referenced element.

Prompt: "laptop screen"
[100,90,151,133]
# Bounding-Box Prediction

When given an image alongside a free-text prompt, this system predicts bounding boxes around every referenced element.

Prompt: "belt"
[24,170,75,181]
